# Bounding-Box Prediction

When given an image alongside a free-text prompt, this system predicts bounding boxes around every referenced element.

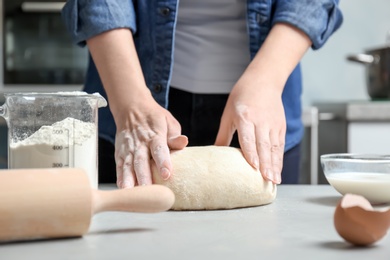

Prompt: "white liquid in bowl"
[326,172,390,204]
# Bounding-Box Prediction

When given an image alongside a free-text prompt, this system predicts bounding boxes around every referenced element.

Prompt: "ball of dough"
[152,146,277,210]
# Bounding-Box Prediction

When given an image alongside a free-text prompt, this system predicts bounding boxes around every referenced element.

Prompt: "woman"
[62,0,343,188]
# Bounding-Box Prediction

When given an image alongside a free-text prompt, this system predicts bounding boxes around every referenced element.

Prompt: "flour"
[9,117,98,189]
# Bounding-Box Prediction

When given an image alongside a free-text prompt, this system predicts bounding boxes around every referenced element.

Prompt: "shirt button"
[256,13,267,24]
[153,84,163,93]
[160,7,170,16]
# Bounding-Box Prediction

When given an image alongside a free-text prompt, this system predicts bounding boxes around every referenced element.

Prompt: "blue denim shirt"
[62,0,343,151]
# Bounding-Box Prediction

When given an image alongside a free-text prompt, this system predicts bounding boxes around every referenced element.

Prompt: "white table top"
[1,185,389,259]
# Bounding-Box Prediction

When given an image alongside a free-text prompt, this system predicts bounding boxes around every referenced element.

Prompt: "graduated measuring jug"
[0,92,107,189]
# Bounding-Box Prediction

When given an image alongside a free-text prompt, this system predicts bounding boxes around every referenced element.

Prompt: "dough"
[152,146,277,210]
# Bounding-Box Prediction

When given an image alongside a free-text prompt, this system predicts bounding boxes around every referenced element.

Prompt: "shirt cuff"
[272,0,343,50]
[62,0,137,47]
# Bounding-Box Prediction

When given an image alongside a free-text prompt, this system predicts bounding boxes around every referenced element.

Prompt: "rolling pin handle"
[91,185,175,214]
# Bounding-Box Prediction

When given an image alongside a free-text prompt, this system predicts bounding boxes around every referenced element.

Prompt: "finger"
[118,154,137,188]
[256,129,274,183]
[278,129,286,183]
[215,114,234,146]
[166,114,185,143]
[168,135,188,150]
[150,137,172,180]
[236,121,258,169]
[115,157,124,188]
[133,146,153,186]
[121,161,137,188]
[270,130,283,184]
[166,114,188,150]
[114,132,137,189]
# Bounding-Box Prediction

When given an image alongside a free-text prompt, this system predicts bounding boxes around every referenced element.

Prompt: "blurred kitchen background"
[0,0,390,184]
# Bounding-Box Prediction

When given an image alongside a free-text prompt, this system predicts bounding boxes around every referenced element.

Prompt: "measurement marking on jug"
[51,127,71,168]
[9,117,98,188]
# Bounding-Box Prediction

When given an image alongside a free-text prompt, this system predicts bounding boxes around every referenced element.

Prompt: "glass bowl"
[320,153,390,204]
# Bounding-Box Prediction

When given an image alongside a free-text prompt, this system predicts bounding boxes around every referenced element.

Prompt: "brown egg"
[334,193,390,246]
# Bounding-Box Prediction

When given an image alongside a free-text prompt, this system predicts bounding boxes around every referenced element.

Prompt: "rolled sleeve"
[272,0,343,50]
[61,0,137,47]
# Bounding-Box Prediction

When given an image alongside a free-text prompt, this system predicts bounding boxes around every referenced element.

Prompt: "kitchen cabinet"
[348,122,390,153]
[315,101,390,183]
[346,101,390,154]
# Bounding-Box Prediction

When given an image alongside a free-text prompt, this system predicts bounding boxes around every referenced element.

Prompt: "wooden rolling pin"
[0,168,175,242]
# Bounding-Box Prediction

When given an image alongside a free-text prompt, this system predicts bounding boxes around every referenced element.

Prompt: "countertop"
[315,100,390,121]
[1,185,389,259]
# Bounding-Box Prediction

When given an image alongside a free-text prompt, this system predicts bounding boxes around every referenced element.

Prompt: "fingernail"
[252,156,259,170]
[265,169,273,182]
[161,167,171,180]
[123,181,132,189]
[137,179,146,186]
[275,174,281,184]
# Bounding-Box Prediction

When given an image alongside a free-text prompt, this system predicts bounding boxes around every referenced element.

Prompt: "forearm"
[223,23,312,183]
[243,23,312,94]
[86,29,186,188]
[86,29,153,120]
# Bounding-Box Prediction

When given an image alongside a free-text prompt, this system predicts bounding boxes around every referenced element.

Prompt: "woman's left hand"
[214,23,312,184]
[215,76,285,184]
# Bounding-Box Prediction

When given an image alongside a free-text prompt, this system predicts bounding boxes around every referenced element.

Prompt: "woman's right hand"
[114,97,188,188]
[87,28,187,189]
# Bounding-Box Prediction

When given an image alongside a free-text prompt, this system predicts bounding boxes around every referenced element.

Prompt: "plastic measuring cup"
[0,92,107,189]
